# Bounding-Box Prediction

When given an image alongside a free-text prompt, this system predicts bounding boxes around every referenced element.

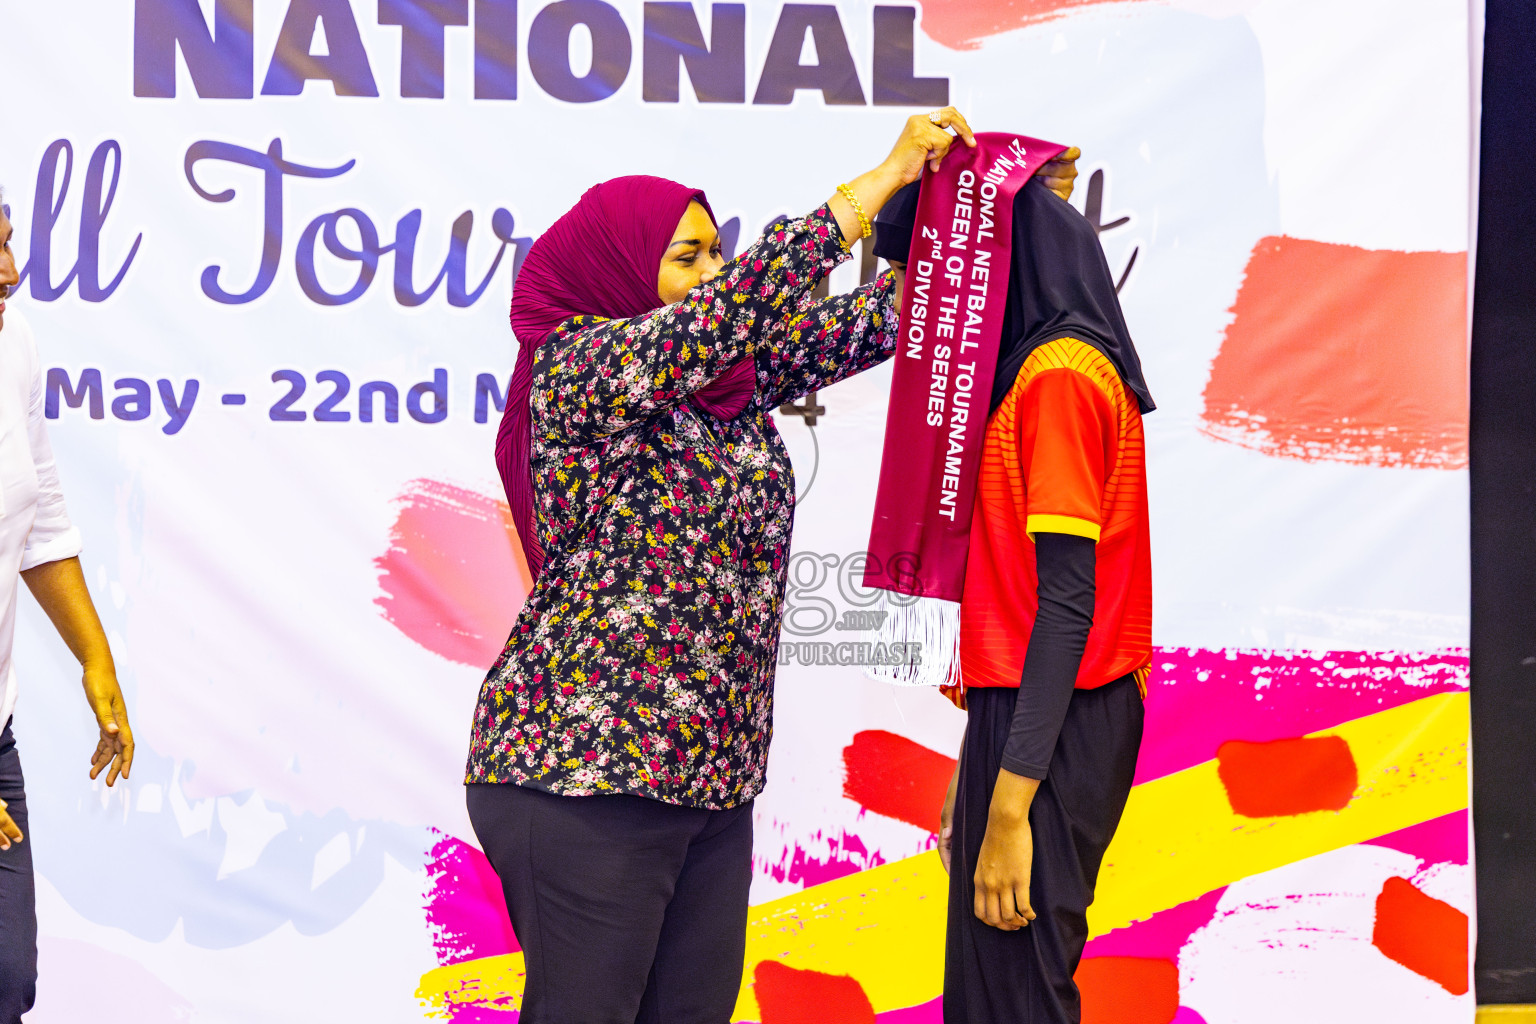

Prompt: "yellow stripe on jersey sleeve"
[1026,513,1102,542]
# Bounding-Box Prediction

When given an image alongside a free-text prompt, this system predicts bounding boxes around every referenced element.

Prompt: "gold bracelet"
[837,183,873,243]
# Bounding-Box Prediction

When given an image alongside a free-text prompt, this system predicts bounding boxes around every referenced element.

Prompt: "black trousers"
[0,721,36,1024]
[944,677,1143,1024]
[466,783,753,1024]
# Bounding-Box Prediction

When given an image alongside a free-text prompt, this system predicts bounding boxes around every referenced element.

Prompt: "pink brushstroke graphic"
[425,831,520,966]
[446,1010,519,1024]
[748,999,944,1024]
[1366,810,1468,867]
[375,479,532,668]
[1086,888,1227,962]
[876,997,943,1022]
[1138,648,1467,784]
[748,997,943,1024]
[757,830,890,888]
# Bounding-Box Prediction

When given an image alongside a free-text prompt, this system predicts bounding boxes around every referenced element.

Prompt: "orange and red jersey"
[953,337,1152,703]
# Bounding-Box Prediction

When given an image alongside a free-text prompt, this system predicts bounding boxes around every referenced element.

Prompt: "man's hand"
[973,768,1040,930]
[1037,147,1082,203]
[84,663,133,785]
[939,760,959,873]
[0,800,22,851]
[20,557,134,786]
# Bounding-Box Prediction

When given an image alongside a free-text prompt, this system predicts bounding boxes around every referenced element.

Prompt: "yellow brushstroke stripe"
[416,691,1468,1020]
[732,853,951,1019]
[417,953,526,1016]
[1090,689,1468,935]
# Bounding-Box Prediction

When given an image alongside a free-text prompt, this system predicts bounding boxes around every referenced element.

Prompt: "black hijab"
[873,180,1154,416]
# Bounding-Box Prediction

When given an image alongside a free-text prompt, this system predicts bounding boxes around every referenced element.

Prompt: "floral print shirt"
[465,205,897,808]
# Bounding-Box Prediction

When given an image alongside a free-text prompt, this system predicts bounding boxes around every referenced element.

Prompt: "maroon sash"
[863,133,1066,685]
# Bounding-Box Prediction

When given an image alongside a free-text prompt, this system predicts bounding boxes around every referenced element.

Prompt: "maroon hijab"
[497,175,756,579]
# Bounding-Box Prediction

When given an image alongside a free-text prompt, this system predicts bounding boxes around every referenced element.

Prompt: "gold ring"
[928,110,943,124]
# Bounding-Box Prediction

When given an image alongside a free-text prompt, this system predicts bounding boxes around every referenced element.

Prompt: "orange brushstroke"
[1201,237,1468,469]
[1215,735,1358,817]
[1075,957,1179,1024]
[1373,876,1469,995]
[754,961,876,1024]
[842,731,958,834]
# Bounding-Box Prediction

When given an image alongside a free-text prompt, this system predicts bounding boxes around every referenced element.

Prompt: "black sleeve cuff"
[998,753,1051,781]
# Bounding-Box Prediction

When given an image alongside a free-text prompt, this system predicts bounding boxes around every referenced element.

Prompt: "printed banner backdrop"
[2,0,1474,1020]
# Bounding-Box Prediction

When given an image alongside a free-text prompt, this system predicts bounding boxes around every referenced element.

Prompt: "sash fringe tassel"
[863,594,962,689]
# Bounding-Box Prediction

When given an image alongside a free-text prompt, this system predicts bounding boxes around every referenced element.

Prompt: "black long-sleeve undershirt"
[1000,532,1097,780]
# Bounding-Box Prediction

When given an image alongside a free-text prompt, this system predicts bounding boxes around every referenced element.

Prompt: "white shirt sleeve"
[19,320,83,571]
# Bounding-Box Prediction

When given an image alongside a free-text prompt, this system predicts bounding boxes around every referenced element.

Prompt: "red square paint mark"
[754,960,876,1024]
[842,730,957,834]
[1200,236,1468,469]
[1215,735,1357,817]
[1373,876,1469,994]
[1075,956,1179,1024]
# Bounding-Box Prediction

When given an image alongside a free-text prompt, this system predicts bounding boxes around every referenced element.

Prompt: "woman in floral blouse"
[465,108,1078,1023]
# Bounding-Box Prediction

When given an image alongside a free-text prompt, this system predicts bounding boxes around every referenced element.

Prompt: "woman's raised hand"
[883,107,978,184]
[829,108,977,243]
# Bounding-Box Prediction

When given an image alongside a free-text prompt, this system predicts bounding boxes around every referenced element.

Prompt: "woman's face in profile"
[656,201,725,305]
